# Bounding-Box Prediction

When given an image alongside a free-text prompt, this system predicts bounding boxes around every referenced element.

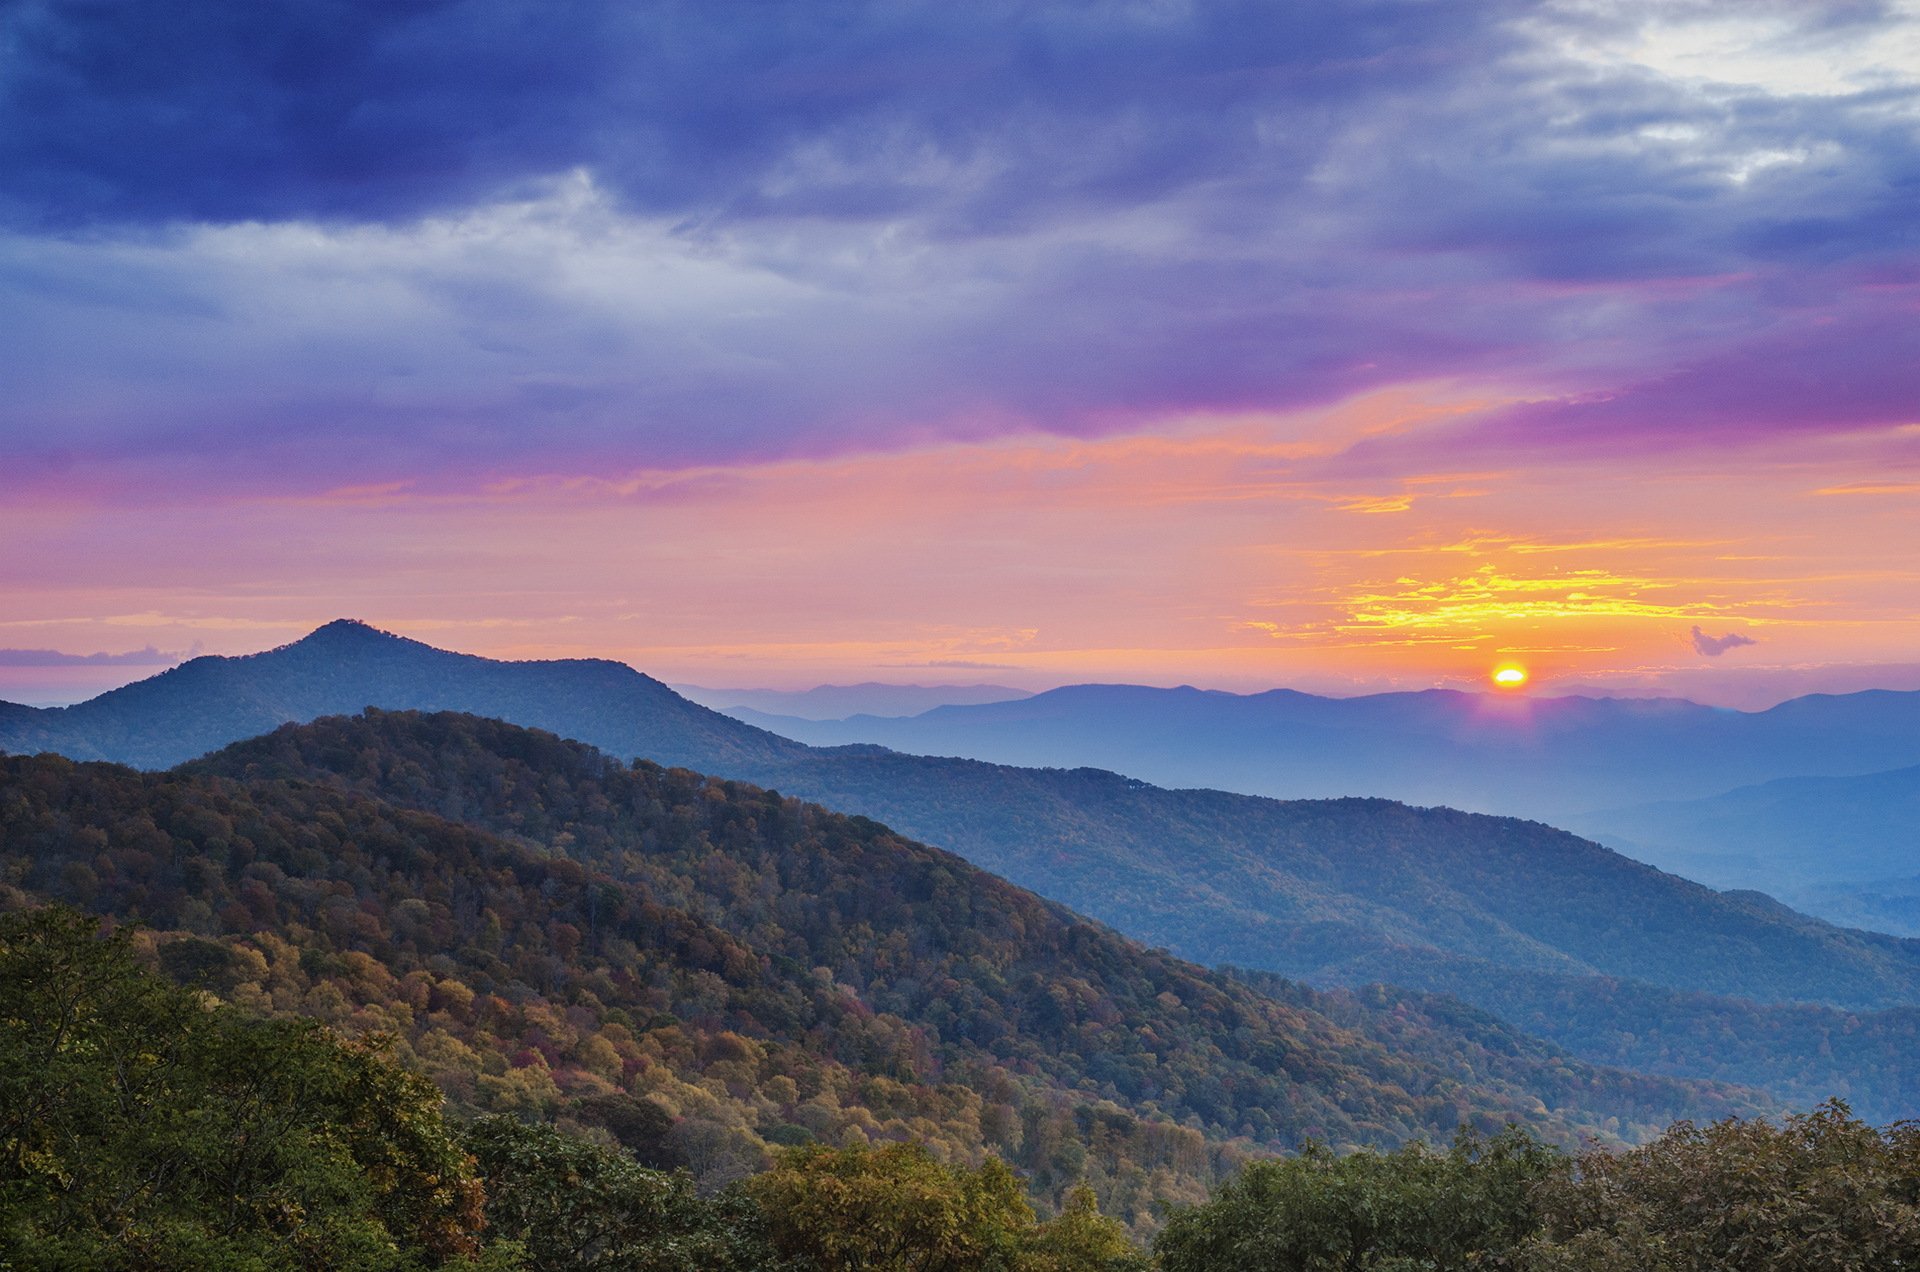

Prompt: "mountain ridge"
[1576,762,1920,936]
[0,619,803,773]
[0,710,1777,1229]
[727,679,1920,822]
[8,621,1920,1120]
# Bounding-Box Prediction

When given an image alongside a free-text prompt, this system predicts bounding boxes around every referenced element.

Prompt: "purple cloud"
[0,0,1915,495]
[1455,292,1920,454]
[0,0,1512,232]
[1692,626,1759,657]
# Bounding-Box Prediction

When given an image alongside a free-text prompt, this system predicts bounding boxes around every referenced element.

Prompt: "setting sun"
[1492,664,1529,689]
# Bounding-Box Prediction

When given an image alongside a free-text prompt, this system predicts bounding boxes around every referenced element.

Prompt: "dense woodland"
[738,748,1920,1124]
[0,713,1767,1236]
[7,906,1917,1270]
[9,621,1920,1126]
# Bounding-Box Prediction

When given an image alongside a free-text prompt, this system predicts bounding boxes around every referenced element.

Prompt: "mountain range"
[723,682,1920,823]
[5,620,1920,1121]
[0,710,1767,1228]
[1574,764,1920,937]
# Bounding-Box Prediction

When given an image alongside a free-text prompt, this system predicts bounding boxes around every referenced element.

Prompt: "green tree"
[463,1116,776,1272]
[1521,1100,1920,1271]
[1022,1186,1152,1272]
[0,906,486,1270]
[1155,1127,1564,1272]
[750,1141,1036,1271]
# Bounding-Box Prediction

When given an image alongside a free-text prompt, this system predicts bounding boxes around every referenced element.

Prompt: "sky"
[2,0,1917,708]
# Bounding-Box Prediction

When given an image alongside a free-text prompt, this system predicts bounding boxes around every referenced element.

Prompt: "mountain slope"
[0,716,1767,1230]
[732,749,1920,1012]
[1576,764,1920,936]
[0,619,801,773]
[735,683,1920,822]
[10,622,1920,1119]
[15,625,1918,1010]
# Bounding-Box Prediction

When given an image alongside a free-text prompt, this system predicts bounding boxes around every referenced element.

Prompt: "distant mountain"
[1,713,1768,1231]
[732,682,1920,822]
[0,619,800,773]
[9,621,1920,1118]
[674,681,1033,721]
[1575,764,1920,936]
[739,750,1920,1013]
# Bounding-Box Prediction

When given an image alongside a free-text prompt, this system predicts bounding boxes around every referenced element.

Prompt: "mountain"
[736,751,1920,1008]
[675,681,1033,721]
[0,619,800,773]
[1574,764,1920,937]
[729,683,1920,823]
[0,712,1766,1230]
[9,621,1920,1119]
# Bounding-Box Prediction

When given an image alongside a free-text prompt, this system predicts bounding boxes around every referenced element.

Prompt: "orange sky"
[6,382,1916,708]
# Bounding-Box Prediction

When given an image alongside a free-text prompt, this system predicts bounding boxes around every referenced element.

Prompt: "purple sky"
[2,0,1916,703]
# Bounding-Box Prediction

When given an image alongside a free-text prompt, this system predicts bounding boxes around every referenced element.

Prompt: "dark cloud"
[0,645,183,666]
[1692,626,1758,657]
[0,0,1514,232]
[0,0,1914,489]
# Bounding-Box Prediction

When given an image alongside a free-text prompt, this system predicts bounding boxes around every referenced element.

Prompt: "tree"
[750,1141,1035,1271]
[463,1116,776,1272]
[1521,1101,1920,1271]
[0,906,486,1270]
[1154,1128,1564,1272]
[1022,1186,1152,1272]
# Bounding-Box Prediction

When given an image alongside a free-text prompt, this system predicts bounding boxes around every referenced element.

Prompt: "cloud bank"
[1,0,1916,498]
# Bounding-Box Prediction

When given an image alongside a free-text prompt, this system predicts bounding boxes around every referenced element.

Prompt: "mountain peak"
[230,619,436,668]
[304,618,392,641]
[281,619,416,653]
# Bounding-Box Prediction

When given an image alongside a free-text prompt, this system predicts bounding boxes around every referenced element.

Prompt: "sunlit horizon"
[3,2,1915,719]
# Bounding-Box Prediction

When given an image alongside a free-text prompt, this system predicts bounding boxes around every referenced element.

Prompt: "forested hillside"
[9,622,1920,1124]
[737,750,1920,1011]
[1230,968,1920,1127]
[1577,763,1920,936]
[13,907,1902,1270]
[756,750,1920,1122]
[0,714,1765,1232]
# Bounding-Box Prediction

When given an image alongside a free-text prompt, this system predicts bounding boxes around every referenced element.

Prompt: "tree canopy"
[0,907,485,1270]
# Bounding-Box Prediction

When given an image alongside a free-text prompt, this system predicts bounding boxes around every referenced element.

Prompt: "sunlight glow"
[1492,664,1529,688]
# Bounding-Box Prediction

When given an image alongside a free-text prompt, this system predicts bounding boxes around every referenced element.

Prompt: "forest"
[0,712,1771,1235]
[7,904,1916,1270]
[11,622,1916,1125]
[5,708,1917,1268]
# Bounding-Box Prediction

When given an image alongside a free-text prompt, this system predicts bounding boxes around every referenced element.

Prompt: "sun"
[1491,664,1529,689]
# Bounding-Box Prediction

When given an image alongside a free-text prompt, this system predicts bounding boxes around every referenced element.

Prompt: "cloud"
[0,0,1514,232]
[0,0,1916,494]
[1470,296,1920,452]
[1691,625,1759,656]
[0,645,183,667]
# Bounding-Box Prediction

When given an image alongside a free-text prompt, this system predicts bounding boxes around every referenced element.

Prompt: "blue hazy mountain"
[728,683,1920,822]
[675,680,1032,721]
[9,620,1920,1118]
[1575,764,1920,936]
[0,619,802,773]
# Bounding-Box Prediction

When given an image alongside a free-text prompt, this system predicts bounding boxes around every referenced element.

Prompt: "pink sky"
[2,3,1916,708]
[7,382,1916,709]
